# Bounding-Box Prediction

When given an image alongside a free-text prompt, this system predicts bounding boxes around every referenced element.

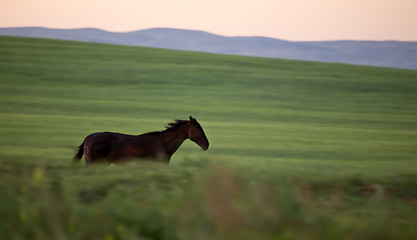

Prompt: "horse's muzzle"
[201,143,209,151]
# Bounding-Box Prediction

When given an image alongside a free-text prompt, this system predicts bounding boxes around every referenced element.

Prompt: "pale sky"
[1,0,416,41]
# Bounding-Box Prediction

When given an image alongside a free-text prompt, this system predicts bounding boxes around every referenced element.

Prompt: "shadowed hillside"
[1,27,416,69]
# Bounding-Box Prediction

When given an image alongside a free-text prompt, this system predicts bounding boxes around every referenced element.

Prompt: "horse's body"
[73,116,209,165]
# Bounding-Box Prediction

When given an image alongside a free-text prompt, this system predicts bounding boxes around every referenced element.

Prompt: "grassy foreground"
[0,36,417,239]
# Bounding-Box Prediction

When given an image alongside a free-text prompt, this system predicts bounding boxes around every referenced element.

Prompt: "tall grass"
[1,161,416,240]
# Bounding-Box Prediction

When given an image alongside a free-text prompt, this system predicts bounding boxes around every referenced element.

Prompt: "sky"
[1,0,416,41]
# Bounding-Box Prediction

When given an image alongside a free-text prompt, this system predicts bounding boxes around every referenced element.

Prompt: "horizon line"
[1,25,416,43]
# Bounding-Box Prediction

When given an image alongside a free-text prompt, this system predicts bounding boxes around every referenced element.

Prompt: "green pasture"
[0,36,417,239]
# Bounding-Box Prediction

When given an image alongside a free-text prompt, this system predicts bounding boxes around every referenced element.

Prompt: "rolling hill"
[1,34,416,163]
[1,27,416,70]
[0,36,417,239]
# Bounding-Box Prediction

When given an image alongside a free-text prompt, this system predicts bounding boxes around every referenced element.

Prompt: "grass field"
[1,36,417,239]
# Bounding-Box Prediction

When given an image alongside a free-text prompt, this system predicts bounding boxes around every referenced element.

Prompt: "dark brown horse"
[73,116,209,165]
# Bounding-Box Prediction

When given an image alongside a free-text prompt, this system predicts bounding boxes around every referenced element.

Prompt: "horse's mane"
[142,120,188,136]
[165,120,188,130]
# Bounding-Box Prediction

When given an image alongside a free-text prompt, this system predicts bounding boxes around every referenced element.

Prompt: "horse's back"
[84,132,118,146]
[83,132,162,164]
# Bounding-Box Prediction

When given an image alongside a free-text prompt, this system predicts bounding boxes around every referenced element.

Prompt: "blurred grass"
[0,36,417,239]
[1,161,416,240]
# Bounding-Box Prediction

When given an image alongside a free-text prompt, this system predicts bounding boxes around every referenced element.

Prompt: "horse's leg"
[84,149,99,166]
[84,142,112,166]
[83,144,93,165]
[83,135,102,165]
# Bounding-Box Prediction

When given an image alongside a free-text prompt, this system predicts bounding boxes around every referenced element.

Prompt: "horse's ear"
[189,116,197,123]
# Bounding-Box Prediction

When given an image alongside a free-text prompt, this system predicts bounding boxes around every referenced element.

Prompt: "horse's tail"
[73,141,85,163]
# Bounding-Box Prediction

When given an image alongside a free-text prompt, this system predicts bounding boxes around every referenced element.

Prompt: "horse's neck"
[160,125,189,156]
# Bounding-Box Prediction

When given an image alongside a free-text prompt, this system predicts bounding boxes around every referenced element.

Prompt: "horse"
[73,116,209,165]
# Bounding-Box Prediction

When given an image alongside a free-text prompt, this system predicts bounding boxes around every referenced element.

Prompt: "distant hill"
[1,27,416,70]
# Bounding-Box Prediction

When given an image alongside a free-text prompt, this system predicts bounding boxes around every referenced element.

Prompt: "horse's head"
[187,116,209,151]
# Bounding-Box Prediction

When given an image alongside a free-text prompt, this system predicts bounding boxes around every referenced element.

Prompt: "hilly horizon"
[0,26,416,70]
